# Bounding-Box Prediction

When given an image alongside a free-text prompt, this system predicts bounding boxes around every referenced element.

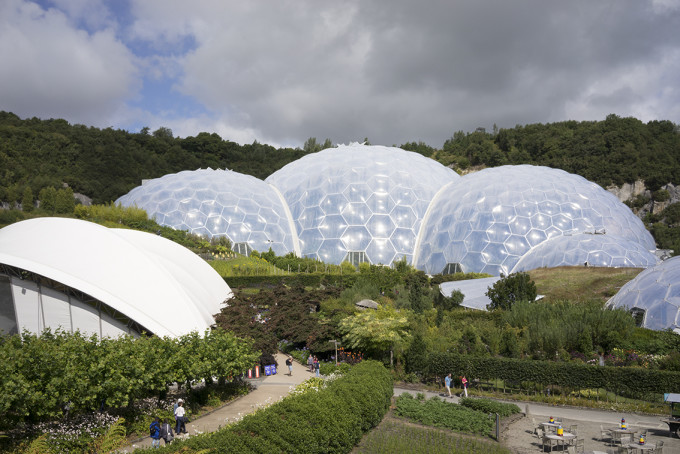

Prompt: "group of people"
[306,355,321,377]
[444,373,468,398]
[148,398,188,448]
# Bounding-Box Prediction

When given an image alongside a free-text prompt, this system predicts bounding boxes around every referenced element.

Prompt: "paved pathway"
[394,387,680,453]
[123,353,312,451]
[125,374,679,452]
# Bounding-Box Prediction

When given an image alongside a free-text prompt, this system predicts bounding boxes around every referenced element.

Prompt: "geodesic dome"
[116,168,298,256]
[512,234,658,272]
[265,143,459,265]
[606,256,680,332]
[414,165,655,276]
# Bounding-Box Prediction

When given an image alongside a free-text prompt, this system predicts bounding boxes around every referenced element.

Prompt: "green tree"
[339,305,411,367]
[405,332,428,374]
[38,186,57,213]
[486,272,536,311]
[152,126,173,139]
[21,186,34,212]
[55,187,75,214]
[5,184,19,207]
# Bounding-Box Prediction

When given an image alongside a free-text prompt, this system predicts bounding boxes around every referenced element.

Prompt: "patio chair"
[542,433,557,452]
[600,425,612,446]
[568,424,578,436]
[653,440,664,453]
[533,427,544,450]
[566,437,584,454]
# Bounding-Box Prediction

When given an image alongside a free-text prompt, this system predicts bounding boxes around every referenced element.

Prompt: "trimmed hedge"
[150,360,392,453]
[459,398,521,417]
[427,352,680,399]
[224,274,355,289]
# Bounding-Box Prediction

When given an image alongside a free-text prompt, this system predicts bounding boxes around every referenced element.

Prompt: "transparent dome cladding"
[115,169,297,256]
[117,147,657,275]
[511,234,658,273]
[606,256,680,332]
[414,165,656,276]
[265,144,459,265]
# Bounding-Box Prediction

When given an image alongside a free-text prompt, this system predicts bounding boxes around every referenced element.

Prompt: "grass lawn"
[528,266,643,303]
[208,256,288,276]
[352,413,511,454]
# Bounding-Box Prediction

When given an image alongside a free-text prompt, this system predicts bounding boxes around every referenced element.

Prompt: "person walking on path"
[307,354,314,372]
[286,356,293,376]
[149,417,161,448]
[174,401,187,435]
[314,356,320,377]
[444,373,452,397]
[173,398,183,433]
[461,375,468,397]
[159,418,174,445]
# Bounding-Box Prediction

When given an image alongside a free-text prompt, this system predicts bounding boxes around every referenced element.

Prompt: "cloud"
[0,0,138,125]
[2,0,679,147]
[123,0,680,146]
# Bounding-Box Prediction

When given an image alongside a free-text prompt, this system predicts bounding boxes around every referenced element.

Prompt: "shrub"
[152,360,393,453]
[459,398,521,417]
[486,272,536,311]
[319,362,352,376]
[395,393,494,435]
[426,352,680,400]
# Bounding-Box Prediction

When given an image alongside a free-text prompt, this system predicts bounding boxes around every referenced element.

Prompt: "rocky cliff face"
[607,180,680,219]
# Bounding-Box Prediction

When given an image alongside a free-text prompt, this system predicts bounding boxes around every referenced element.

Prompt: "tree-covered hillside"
[0,111,314,204]
[1,111,679,205]
[433,114,680,190]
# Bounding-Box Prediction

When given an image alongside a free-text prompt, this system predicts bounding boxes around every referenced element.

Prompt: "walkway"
[123,353,311,451]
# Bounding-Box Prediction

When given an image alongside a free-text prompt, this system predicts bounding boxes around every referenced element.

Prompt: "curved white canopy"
[0,218,231,337]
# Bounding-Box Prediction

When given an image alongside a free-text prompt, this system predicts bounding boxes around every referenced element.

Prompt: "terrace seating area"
[512,414,677,454]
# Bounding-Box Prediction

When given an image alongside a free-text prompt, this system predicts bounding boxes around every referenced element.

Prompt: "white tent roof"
[0,218,232,337]
[439,277,502,311]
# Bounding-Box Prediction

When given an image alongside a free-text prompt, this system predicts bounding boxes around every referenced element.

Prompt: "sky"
[1,0,679,149]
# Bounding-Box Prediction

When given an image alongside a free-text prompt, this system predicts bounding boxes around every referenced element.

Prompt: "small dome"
[606,256,680,332]
[512,234,658,272]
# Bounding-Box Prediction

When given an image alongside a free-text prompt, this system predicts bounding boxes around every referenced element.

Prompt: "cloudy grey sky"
[1,0,679,148]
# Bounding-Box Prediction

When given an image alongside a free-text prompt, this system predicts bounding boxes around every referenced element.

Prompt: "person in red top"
[461,376,468,397]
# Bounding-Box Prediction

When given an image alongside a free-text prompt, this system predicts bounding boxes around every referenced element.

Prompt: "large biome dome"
[117,149,657,274]
[606,256,680,333]
[414,165,656,276]
[116,168,298,256]
[266,144,459,265]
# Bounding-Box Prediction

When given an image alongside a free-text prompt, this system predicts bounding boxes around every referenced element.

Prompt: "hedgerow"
[459,398,521,417]
[426,352,680,399]
[148,360,393,453]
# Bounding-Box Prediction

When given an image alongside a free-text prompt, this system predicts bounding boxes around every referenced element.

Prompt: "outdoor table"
[625,442,656,452]
[610,428,633,445]
[541,421,563,433]
[544,433,576,451]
